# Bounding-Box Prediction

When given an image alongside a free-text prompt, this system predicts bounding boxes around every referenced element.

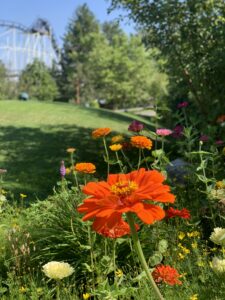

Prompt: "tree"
[87,33,168,108]
[0,61,17,100]
[110,0,225,119]
[18,59,58,101]
[60,4,100,104]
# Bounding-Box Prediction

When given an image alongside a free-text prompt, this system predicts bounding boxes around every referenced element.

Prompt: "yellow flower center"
[111,181,138,197]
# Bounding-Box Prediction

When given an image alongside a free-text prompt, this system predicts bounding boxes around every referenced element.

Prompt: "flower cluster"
[166,207,191,219]
[152,265,182,285]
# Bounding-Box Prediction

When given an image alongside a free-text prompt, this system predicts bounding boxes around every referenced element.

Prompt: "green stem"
[121,149,133,170]
[88,226,95,292]
[103,137,110,176]
[126,213,164,300]
[116,152,123,173]
[70,153,79,189]
[137,149,142,169]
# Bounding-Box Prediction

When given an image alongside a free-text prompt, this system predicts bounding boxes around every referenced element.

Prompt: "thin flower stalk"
[126,212,164,300]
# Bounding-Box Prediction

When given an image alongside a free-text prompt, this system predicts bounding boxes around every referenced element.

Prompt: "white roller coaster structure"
[0,18,60,77]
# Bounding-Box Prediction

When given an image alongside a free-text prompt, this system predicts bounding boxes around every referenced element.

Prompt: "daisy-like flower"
[42,261,74,280]
[77,168,175,231]
[96,219,139,238]
[152,265,182,285]
[166,207,191,219]
[156,129,173,136]
[211,257,225,273]
[109,144,122,151]
[92,128,111,138]
[66,148,76,153]
[210,227,225,247]
[111,135,124,144]
[128,120,144,132]
[75,163,96,174]
[130,136,153,150]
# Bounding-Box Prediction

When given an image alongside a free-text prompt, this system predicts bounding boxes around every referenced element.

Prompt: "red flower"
[77,168,175,232]
[166,207,190,219]
[152,265,182,285]
[96,220,139,238]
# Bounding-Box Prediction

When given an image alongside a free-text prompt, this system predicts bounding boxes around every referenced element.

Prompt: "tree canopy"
[110,0,225,118]
[18,59,59,101]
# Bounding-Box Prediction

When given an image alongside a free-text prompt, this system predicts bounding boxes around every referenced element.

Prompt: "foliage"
[87,33,168,109]
[110,0,225,119]
[18,59,59,101]
[60,5,168,108]
[0,61,17,100]
[60,4,100,104]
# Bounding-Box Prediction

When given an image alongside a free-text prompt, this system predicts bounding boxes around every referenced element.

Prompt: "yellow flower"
[42,261,74,280]
[191,242,198,249]
[178,232,185,240]
[187,231,200,238]
[109,144,122,151]
[19,286,27,294]
[111,135,124,144]
[178,253,185,260]
[178,243,190,254]
[83,293,91,299]
[115,269,123,277]
[189,294,198,300]
[216,181,225,189]
[20,193,27,198]
[67,148,76,153]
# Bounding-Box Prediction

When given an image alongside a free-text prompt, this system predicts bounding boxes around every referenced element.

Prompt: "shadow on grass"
[0,125,115,200]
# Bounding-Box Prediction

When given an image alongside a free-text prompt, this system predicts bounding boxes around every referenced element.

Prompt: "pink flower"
[156,129,173,136]
[128,120,144,132]
[215,140,224,145]
[60,160,66,177]
[177,101,189,109]
[172,125,184,138]
[199,135,209,142]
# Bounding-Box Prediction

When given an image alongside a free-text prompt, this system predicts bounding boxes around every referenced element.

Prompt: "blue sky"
[0,0,135,45]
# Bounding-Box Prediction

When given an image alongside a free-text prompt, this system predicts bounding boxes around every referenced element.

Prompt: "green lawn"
[0,100,155,200]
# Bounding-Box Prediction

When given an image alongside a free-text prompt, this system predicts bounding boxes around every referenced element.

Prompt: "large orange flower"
[77,168,175,231]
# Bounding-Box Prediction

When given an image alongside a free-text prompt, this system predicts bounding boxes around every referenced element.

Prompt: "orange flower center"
[111,181,138,197]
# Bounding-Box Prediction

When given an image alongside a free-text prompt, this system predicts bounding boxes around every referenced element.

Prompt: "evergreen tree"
[60,4,100,104]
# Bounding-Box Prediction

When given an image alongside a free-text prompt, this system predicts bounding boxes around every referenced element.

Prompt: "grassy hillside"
[0,100,155,199]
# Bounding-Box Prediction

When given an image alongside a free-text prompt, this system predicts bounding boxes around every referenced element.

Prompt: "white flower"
[211,257,225,273]
[42,261,74,280]
[210,227,225,247]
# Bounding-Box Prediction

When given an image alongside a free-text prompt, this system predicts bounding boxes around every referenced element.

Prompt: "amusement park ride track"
[0,18,60,76]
